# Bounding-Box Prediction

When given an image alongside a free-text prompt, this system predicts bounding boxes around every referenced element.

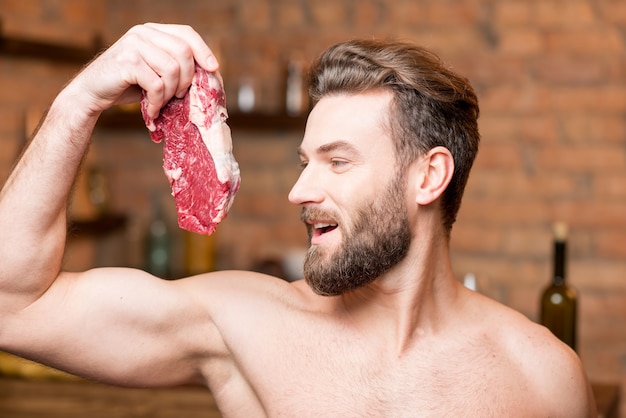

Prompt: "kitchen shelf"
[0,19,307,133]
[0,20,102,64]
[97,107,307,133]
[68,213,127,238]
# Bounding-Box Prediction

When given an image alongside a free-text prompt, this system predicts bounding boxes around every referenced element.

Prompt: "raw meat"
[141,65,240,235]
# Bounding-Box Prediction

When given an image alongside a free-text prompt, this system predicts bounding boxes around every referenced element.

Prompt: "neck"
[340,225,462,354]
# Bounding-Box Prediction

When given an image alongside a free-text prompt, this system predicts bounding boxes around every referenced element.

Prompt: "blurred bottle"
[237,77,256,113]
[184,231,215,276]
[540,222,578,351]
[463,272,478,291]
[285,56,308,116]
[87,166,110,216]
[144,193,172,279]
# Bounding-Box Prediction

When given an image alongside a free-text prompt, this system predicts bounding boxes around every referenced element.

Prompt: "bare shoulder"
[467,291,596,417]
[178,271,311,311]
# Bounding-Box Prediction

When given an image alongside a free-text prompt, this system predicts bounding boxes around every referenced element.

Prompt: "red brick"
[505,284,544,320]
[237,0,272,31]
[573,259,626,291]
[233,134,301,166]
[387,1,427,26]
[353,0,384,27]
[493,1,533,26]
[593,173,626,200]
[308,0,349,28]
[479,84,550,113]
[421,0,481,26]
[473,142,525,170]
[452,54,528,86]
[466,170,582,200]
[561,115,626,144]
[61,0,105,26]
[598,0,626,24]
[0,137,20,166]
[547,86,626,113]
[551,201,626,229]
[450,254,546,297]
[450,222,505,254]
[544,27,624,55]
[276,2,308,29]
[498,29,543,55]
[457,198,551,225]
[534,55,614,85]
[535,145,626,172]
[413,30,486,55]
[580,292,626,339]
[478,115,560,144]
[502,226,553,258]
[536,1,597,27]
[592,229,626,259]
[237,167,283,194]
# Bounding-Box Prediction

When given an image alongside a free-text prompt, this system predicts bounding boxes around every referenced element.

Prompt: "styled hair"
[308,39,480,236]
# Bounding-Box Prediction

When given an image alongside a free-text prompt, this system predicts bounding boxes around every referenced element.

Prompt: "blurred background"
[1,0,625,416]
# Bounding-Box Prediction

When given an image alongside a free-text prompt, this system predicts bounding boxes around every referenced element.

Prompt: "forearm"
[0,88,99,307]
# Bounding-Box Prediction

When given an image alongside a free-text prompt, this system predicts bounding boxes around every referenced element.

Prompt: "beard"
[302,173,411,296]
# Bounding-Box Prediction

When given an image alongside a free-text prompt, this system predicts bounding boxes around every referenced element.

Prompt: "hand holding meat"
[65,23,219,119]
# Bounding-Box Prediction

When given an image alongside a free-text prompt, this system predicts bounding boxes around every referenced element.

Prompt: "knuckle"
[161,58,181,78]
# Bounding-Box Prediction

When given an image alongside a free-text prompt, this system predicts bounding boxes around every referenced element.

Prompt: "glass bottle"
[184,230,215,276]
[144,193,172,279]
[540,222,578,351]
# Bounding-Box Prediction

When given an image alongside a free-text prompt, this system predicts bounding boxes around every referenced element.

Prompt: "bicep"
[2,267,224,387]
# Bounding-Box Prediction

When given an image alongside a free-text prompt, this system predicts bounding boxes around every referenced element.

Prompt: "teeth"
[314,222,337,229]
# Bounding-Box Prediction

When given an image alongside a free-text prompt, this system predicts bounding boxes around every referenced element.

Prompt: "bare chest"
[225,327,530,417]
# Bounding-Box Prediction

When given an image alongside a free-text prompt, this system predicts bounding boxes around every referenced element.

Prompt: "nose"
[288,165,324,205]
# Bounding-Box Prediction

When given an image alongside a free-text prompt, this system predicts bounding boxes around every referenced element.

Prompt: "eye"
[330,159,350,171]
[298,160,309,170]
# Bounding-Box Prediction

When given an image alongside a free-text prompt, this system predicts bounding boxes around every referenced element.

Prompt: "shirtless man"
[0,23,595,417]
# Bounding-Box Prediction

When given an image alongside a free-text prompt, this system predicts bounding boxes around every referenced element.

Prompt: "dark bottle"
[540,222,577,351]
[145,193,172,279]
[184,230,215,277]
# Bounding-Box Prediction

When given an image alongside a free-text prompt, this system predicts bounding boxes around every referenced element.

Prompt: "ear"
[411,146,454,206]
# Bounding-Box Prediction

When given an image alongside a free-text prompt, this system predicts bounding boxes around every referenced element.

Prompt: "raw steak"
[141,65,240,235]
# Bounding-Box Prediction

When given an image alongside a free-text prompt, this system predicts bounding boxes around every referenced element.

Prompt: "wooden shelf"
[68,213,127,238]
[97,107,307,133]
[0,17,306,133]
[0,376,221,418]
[0,20,101,64]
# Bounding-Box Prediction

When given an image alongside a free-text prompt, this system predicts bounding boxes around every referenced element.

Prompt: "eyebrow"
[297,140,361,159]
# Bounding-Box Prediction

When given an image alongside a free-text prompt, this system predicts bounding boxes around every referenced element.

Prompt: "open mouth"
[314,222,338,236]
[301,208,340,242]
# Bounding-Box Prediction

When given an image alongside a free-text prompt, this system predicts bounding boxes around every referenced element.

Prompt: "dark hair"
[308,39,480,236]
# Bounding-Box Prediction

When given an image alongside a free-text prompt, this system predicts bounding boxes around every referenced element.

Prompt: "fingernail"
[207,55,219,70]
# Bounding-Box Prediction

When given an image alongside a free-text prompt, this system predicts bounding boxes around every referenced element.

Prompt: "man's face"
[301,172,410,295]
[289,91,411,295]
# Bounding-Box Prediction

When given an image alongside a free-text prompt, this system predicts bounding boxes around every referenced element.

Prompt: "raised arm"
[0,24,222,386]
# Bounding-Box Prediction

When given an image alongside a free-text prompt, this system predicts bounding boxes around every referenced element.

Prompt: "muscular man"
[0,23,595,417]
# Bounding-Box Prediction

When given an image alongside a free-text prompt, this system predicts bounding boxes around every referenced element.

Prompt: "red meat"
[141,66,240,235]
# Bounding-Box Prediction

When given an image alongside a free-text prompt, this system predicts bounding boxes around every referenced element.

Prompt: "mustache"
[300,207,340,224]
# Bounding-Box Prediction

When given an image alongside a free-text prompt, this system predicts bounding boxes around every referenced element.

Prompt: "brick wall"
[2,0,626,413]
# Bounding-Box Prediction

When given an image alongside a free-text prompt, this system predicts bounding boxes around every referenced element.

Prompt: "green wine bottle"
[145,193,172,279]
[540,222,577,351]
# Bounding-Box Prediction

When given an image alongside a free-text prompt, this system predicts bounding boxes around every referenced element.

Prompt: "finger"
[144,23,219,72]
[133,25,196,100]
[141,45,189,103]
[130,60,168,119]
